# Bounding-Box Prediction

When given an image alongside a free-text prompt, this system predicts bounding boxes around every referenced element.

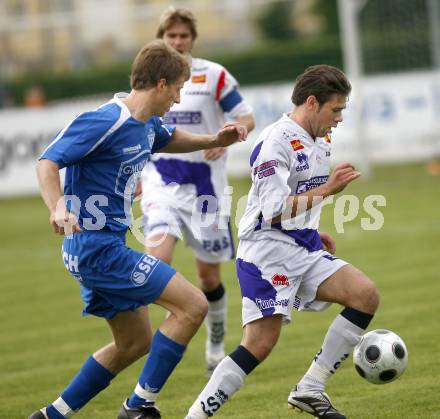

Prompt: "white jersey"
[238,113,332,251]
[142,57,252,213]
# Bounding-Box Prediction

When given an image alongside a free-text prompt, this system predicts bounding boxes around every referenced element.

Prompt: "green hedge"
[6,62,132,106]
[210,36,343,85]
[6,36,343,105]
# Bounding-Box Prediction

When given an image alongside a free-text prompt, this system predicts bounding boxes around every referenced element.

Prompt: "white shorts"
[142,199,234,264]
[236,239,348,326]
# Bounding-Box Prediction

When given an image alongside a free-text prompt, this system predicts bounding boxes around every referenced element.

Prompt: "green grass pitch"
[0,162,439,418]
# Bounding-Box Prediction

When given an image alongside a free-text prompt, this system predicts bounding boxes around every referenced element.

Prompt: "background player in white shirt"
[140,7,255,376]
[185,65,380,419]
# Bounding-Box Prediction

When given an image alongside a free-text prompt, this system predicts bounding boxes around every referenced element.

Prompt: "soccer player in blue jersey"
[185,66,379,419]
[28,40,246,419]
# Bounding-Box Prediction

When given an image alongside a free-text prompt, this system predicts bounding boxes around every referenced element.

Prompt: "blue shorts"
[61,230,176,319]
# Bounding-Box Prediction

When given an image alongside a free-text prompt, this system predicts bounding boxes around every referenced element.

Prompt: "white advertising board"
[1,71,439,196]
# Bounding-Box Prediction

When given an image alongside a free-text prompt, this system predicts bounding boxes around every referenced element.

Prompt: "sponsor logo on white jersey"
[295,151,310,172]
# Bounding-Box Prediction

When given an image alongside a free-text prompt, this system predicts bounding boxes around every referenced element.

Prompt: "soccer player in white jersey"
[185,65,380,419]
[140,7,255,377]
[28,40,247,419]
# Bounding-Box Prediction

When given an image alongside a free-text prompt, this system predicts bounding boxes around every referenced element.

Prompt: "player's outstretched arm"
[36,159,81,235]
[273,162,361,224]
[323,162,361,195]
[203,114,254,161]
[158,122,247,153]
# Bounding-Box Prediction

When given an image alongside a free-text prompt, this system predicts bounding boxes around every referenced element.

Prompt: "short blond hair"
[156,6,198,40]
[130,39,190,90]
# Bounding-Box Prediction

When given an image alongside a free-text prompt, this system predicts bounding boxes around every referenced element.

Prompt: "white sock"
[134,382,158,402]
[52,397,75,418]
[186,355,245,418]
[297,313,364,392]
[205,294,227,364]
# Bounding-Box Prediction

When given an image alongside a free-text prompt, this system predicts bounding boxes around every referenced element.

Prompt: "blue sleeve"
[151,116,176,153]
[219,89,243,112]
[39,108,117,168]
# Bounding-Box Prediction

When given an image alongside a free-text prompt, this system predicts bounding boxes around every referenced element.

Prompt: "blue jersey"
[40,93,175,233]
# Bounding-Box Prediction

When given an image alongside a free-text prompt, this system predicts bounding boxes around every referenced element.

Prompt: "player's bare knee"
[363,283,380,313]
[197,263,221,291]
[199,275,220,292]
[352,281,379,314]
[243,336,275,362]
[191,292,209,324]
[180,290,208,327]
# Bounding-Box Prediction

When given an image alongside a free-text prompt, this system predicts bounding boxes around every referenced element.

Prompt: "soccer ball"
[353,329,408,384]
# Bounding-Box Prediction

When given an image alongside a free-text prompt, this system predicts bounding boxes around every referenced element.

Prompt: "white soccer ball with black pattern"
[353,329,408,384]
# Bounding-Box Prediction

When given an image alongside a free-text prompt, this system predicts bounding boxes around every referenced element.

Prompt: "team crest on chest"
[147,127,155,148]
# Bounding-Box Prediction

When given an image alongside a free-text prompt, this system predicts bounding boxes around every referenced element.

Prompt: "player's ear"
[305,95,320,111]
[305,95,317,108]
[157,78,167,91]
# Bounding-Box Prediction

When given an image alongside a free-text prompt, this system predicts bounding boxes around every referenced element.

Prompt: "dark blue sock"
[229,345,260,375]
[340,307,374,329]
[46,356,114,418]
[127,330,186,408]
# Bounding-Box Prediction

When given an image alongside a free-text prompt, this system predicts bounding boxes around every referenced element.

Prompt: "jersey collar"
[112,92,142,123]
[281,113,315,144]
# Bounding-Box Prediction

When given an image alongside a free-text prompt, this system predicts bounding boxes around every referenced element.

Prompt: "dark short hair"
[156,6,198,40]
[130,40,190,90]
[291,65,351,106]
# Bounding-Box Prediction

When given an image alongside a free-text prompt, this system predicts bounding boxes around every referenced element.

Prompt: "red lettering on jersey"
[271,274,289,286]
[290,139,304,151]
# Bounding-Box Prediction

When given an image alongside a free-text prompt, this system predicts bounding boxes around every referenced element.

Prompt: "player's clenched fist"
[50,206,81,235]
[214,122,247,147]
[325,162,361,195]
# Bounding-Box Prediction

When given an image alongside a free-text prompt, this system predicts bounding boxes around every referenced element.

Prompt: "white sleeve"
[228,99,253,119]
[252,138,293,222]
